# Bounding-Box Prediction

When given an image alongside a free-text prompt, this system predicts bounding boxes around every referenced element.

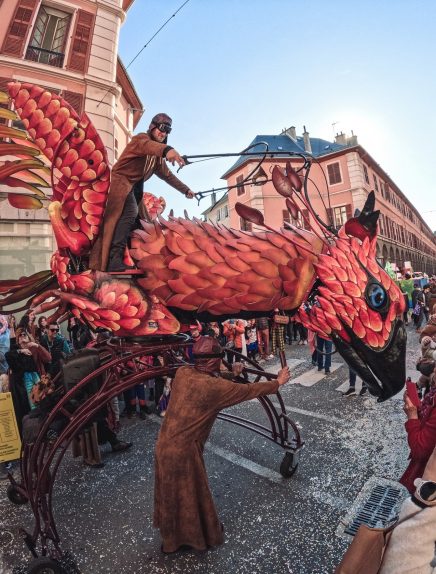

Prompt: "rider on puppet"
[89,113,195,272]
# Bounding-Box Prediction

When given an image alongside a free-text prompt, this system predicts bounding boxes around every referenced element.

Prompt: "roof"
[221,134,347,179]
[123,0,136,11]
[116,57,144,129]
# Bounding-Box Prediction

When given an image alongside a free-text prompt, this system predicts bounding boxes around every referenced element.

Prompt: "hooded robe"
[153,365,279,553]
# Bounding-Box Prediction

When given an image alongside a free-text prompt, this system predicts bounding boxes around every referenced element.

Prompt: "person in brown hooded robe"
[153,335,290,553]
[89,113,195,272]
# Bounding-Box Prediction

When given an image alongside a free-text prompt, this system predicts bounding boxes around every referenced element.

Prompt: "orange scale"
[67,213,80,232]
[377,333,385,348]
[73,203,82,219]
[85,214,100,226]
[365,329,379,349]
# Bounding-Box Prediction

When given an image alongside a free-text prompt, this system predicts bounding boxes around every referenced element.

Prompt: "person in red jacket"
[400,370,436,493]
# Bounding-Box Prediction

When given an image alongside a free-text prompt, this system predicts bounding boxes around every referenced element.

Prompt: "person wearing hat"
[89,113,195,272]
[153,335,290,554]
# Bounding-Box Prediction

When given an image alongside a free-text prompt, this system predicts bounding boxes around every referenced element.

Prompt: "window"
[236,175,245,196]
[282,210,290,226]
[363,164,369,184]
[240,217,252,232]
[373,175,379,193]
[379,214,384,235]
[223,205,229,218]
[333,205,348,227]
[327,162,341,185]
[0,222,15,232]
[216,209,221,222]
[26,5,71,68]
[384,183,390,201]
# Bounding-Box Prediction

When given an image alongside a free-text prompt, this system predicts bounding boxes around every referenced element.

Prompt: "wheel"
[7,484,28,505]
[27,557,66,574]
[279,452,298,478]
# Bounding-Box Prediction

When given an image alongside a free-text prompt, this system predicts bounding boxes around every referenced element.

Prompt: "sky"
[117,0,436,231]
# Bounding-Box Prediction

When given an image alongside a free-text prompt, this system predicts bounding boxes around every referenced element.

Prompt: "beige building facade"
[0,0,143,279]
[222,127,436,276]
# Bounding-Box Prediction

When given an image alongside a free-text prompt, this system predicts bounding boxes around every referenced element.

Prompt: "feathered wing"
[131,215,324,318]
[1,82,111,256]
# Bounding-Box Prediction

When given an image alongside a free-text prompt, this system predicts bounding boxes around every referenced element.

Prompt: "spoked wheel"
[27,557,66,574]
[279,452,299,478]
[7,484,28,505]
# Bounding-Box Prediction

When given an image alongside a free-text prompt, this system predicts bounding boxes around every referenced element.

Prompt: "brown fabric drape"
[154,366,279,553]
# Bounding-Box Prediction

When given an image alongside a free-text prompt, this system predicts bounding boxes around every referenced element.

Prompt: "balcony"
[25,46,64,68]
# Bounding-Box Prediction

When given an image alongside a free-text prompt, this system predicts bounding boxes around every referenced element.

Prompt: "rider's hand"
[166,149,185,167]
[277,366,291,386]
[232,362,244,377]
[185,190,195,199]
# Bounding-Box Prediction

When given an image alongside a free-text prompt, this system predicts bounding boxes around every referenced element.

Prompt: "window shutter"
[326,207,333,227]
[67,10,95,73]
[0,77,10,126]
[345,204,352,221]
[2,0,38,57]
[62,90,84,114]
[302,209,310,230]
[282,210,290,224]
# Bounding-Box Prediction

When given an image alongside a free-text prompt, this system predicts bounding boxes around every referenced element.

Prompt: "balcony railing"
[25,46,64,68]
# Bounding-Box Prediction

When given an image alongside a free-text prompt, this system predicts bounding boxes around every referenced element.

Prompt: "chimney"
[335,131,346,145]
[281,126,297,141]
[302,126,312,153]
[211,191,216,206]
[347,130,358,146]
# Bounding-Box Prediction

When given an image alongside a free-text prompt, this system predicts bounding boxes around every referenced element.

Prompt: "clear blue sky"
[118,0,436,231]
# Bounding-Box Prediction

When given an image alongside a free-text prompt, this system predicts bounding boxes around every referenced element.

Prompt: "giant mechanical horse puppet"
[0,82,407,401]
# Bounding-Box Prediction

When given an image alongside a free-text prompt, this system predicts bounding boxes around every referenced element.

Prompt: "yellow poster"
[0,392,21,462]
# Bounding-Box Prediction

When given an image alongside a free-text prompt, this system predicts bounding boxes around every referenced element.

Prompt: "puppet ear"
[344,191,379,240]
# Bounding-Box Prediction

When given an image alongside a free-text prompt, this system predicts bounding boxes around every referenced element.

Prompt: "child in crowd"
[245,319,258,361]
[416,335,436,397]
[158,377,172,417]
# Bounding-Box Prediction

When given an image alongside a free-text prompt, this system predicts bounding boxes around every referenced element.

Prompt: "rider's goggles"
[155,123,172,134]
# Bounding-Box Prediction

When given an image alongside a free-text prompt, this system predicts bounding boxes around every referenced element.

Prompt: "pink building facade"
[0,0,143,279]
[221,127,436,276]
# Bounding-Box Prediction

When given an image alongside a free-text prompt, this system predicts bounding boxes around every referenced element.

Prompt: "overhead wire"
[96,0,191,108]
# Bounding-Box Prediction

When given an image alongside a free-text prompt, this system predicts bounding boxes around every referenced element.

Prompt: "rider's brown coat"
[89,132,190,271]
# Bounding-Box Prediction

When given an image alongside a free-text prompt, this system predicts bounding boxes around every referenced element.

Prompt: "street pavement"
[0,324,422,574]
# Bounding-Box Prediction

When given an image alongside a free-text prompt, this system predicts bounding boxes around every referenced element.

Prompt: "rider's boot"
[107,246,136,272]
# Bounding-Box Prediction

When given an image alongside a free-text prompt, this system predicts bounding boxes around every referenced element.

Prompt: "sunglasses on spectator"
[155,123,172,134]
[49,327,59,332]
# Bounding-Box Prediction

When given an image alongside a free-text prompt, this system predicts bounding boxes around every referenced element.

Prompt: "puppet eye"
[365,281,389,313]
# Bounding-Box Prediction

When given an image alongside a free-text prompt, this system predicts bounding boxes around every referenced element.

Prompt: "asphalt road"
[0,325,421,574]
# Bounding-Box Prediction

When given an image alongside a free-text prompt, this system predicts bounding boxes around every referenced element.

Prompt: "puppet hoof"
[26,556,66,573]
[279,452,298,478]
[7,484,28,505]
